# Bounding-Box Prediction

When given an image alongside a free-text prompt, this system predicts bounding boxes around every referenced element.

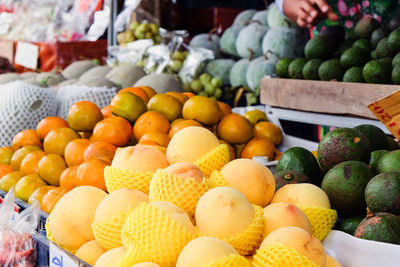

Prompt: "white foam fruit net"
[56,85,117,119]
[0,81,58,147]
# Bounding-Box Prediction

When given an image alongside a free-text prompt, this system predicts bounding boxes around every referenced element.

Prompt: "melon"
[220,26,243,57]
[236,23,268,59]
[267,3,298,28]
[79,65,111,82]
[0,73,20,85]
[36,72,65,86]
[164,162,204,184]
[77,77,117,89]
[152,201,195,234]
[205,59,236,85]
[189,33,220,58]
[134,73,183,93]
[271,183,331,209]
[111,145,168,173]
[106,64,146,88]
[195,187,255,237]
[262,27,308,59]
[94,247,126,267]
[57,79,78,87]
[48,186,107,251]
[20,72,37,80]
[252,10,270,27]
[166,126,219,164]
[229,59,250,87]
[75,240,106,265]
[262,203,311,236]
[260,226,326,266]
[233,9,257,27]
[62,60,97,79]
[246,55,277,92]
[176,237,238,267]
[220,159,275,207]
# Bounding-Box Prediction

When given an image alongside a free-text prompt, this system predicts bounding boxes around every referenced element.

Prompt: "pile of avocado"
[275,124,400,245]
[276,17,400,84]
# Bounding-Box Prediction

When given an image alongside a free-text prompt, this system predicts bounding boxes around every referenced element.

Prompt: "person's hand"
[283,0,339,28]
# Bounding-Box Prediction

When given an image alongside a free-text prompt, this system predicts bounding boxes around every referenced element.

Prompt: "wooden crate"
[260,77,400,120]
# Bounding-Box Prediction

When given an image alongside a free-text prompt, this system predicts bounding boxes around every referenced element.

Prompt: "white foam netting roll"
[0,81,58,147]
[56,85,118,119]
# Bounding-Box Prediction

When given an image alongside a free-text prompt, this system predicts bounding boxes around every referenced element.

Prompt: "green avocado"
[304,35,337,59]
[354,124,389,151]
[274,170,312,190]
[371,28,386,49]
[392,65,400,84]
[336,215,365,235]
[340,47,369,68]
[302,59,323,80]
[387,136,400,150]
[318,59,344,81]
[388,28,400,53]
[354,212,400,244]
[362,60,391,84]
[369,150,389,173]
[392,52,400,67]
[365,172,400,214]
[353,39,372,52]
[343,67,364,83]
[376,150,400,173]
[354,17,381,38]
[288,58,307,79]
[276,58,293,78]
[376,38,396,58]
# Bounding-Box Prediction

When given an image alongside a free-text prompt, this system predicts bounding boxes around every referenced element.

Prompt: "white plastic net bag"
[56,84,117,119]
[0,81,58,147]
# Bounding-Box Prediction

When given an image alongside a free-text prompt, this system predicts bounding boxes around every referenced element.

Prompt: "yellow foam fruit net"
[148,169,208,218]
[120,202,196,266]
[206,170,228,188]
[92,208,133,250]
[45,217,77,254]
[104,166,154,193]
[252,243,319,267]
[194,144,230,178]
[203,254,253,267]
[300,206,338,241]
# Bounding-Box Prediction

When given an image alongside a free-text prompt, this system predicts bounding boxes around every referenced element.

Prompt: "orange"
[67,101,104,132]
[41,187,69,213]
[101,105,113,119]
[20,151,46,175]
[43,127,80,156]
[76,159,107,191]
[64,139,92,167]
[183,92,195,98]
[240,137,275,161]
[147,94,183,122]
[133,111,170,141]
[83,141,116,164]
[12,129,42,151]
[138,140,162,146]
[79,132,92,139]
[59,166,79,190]
[182,96,221,125]
[217,113,253,144]
[37,154,67,186]
[110,91,147,123]
[219,139,236,161]
[217,101,233,117]
[234,144,245,158]
[120,87,150,103]
[168,119,202,138]
[28,185,56,206]
[253,121,283,145]
[166,92,189,105]
[36,117,69,140]
[244,109,268,125]
[139,86,157,98]
[0,165,12,179]
[0,147,14,165]
[139,131,170,147]
[171,118,185,127]
[91,117,133,147]
[10,145,42,171]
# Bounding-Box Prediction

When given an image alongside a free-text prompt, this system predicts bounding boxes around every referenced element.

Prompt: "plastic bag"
[0,188,41,267]
[178,45,215,84]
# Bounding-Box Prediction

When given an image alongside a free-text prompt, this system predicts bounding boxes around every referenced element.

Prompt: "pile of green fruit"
[276,17,400,84]
[117,21,162,46]
[165,50,189,75]
[184,73,223,100]
[276,124,400,245]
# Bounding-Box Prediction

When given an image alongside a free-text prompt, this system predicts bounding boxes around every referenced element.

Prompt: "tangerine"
[111,91,147,123]
[168,120,202,138]
[12,129,42,151]
[64,139,92,167]
[133,111,170,141]
[0,147,14,165]
[67,101,103,132]
[166,92,189,105]
[240,137,275,161]
[139,86,157,98]
[183,92,195,98]
[182,96,221,125]
[120,87,150,103]
[20,151,46,175]
[101,105,113,119]
[147,94,183,122]
[171,118,185,127]
[91,117,132,147]
[10,145,42,171]
[139,131,170,147]
[41,187,69,213]
[217,113,253,144]
[217,101,232,117]
[38,154,67,186]
[28,185,56,206]
[76,159,107,191]
[36,117,69,140]
[0,165,12,179]
[218,139,236,161]
[253,121,283,145]
[244,110,268,125]
[59,166,79,190]
[83,141,116,164]
[43,128,80,156]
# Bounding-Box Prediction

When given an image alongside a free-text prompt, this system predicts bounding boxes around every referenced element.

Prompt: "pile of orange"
[0,85,284,211]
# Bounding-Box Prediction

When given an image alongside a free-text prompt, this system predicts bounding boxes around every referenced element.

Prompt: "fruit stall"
[1,0,400,267]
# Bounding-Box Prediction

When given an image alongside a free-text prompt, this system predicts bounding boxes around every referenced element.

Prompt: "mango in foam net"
[148,168,208,218]
[104,166,153,193]
[207,170,228,188]
[194,144,231,177]
[119,202,197,266]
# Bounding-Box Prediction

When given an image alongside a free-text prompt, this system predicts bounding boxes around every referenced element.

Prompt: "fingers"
[311,0,330,13]
[297,9,313,28]
[300,1,319,23]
